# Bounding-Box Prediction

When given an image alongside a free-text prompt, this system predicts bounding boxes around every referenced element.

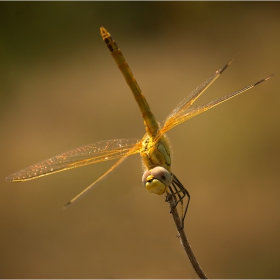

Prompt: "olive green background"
[1,2,280,278]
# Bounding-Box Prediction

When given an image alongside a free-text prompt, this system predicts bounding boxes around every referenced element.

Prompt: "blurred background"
[1,2,280,278]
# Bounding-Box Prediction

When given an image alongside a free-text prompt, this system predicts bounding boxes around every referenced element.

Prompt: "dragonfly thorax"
[140,134,172,195]
[140,134,171,172]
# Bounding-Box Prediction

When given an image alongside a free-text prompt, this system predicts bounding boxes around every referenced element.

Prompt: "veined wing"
[64,139,142,207]
[162,55,237,131]
[158,74,274,136]
[6,138,141,182]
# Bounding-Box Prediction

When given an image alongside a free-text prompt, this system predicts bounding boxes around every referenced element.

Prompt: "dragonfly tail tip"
[100,26,109,37]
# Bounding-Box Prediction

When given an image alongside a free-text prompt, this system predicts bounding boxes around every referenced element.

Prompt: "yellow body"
[6,27,273,206]
[101,27,172,192]
[100,27,173,195]
[100,27,159,138]
[140,133,171,172]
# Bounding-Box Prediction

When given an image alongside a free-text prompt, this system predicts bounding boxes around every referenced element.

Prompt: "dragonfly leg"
[166,174,190,229]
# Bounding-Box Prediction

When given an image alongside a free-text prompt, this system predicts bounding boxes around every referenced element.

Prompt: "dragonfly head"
[142,166,172,195]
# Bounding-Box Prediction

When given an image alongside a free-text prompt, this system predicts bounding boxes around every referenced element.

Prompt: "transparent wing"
[158,74,274,136]
[64,140,142,207]
[162,55,237,131]
[6,138,141,182]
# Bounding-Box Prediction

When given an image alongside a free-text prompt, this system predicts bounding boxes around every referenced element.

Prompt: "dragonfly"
[6,27,273,228]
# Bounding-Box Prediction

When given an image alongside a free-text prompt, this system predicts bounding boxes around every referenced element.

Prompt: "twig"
[166,193,207,279]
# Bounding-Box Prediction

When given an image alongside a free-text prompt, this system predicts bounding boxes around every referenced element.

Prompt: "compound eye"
[142,170,151,186]
[150,166,172,187]
[142,167,171,187]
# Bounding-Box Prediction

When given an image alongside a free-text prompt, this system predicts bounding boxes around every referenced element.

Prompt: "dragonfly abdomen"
[100,27,159,137]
